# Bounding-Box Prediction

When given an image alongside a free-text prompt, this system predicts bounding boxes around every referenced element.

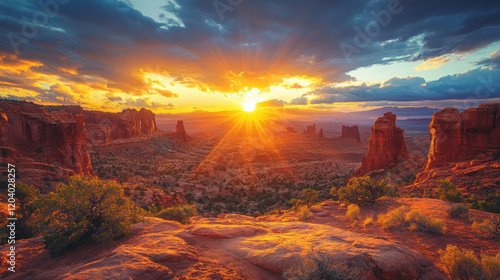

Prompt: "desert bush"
[472,216,500,240]
[440,244,500,280]
[1,182,39,243]
[378,206,446,234]
[346,204,360,221]
[436,180,462,203]
[297,206,312,222]
[300,188,319,206]
[481,253,500,280]
[338,176,393,204]
[378,206,407,230]
[405,209,446,234]
[469,191,500,214]
[446,203,469,218]
[155,204,197,224]
[283,251,360,280]
[289,189,319,212]
[35,176,143,257]
[363,217,373,227]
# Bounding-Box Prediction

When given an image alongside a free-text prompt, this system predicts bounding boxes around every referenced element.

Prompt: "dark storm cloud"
[309,68,500,103]
[0,0,499,101]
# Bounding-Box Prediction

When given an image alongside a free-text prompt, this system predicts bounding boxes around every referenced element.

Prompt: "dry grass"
[440,244,500,280]
[446,203,469,218]
[378,206,446,234]
[346,204,360,221]
[472,216,500,240]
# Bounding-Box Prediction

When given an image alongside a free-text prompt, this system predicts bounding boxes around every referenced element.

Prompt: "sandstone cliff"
[49,106,158,144]
[0,100,93,177]
[355,112,408,176]
[414,103,500,188]
[341,125,361,141]
[424,103,500,169]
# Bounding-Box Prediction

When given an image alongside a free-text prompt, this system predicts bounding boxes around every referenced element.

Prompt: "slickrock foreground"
[1,199,448,280]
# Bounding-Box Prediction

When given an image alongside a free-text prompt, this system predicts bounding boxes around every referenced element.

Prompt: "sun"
[242,101,256,112]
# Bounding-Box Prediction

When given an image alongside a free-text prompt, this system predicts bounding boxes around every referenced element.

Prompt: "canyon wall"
[0,101,93,176]
[49,106,158,144]
[355,112,408,176]
[414,103,500,187]
[424,103,500,170]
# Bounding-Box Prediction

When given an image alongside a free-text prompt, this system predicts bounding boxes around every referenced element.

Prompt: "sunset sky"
[0,0,499,113]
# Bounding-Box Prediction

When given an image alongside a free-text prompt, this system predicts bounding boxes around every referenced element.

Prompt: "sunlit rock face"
[355,112,408,176]
[0,100,93,176]
[424,103,500,170]
[50,106,158,145]
[415,103,500,185]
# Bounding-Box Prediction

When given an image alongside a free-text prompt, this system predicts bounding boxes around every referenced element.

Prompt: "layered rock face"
[414,103,500,187]
[355,112,408,176]
[49,106,158,144]
[0,101,93,176]
[424,104,500,169]
[175,120,190,142]
[341,125,360,141]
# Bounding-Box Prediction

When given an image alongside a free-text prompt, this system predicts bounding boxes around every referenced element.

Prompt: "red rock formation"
[303,123,316,136]
[424,103,500,169]
[355,112,408,176]
[0,101,93,176]
[341,125,360,141]
[414,103,500,187]
[318,128,324,138]
[175,120,190,142]
[0,109,12,147]
[48,106,158,144]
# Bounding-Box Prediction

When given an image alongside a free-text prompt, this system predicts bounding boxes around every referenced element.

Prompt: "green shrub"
[346,204,360,221]
[299,188,319,206]
[289,189,319,212]
[338,176,393,204]
[155,204,197,224]
[436,180,462,203]
[446,203,469,218]
[35,176,143,257]
[440,244,500,280]
[1,182,39,243]
[472,216,500,240]
[283,251,360,280]
[378,206,446,234]
[470,191,500,214]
